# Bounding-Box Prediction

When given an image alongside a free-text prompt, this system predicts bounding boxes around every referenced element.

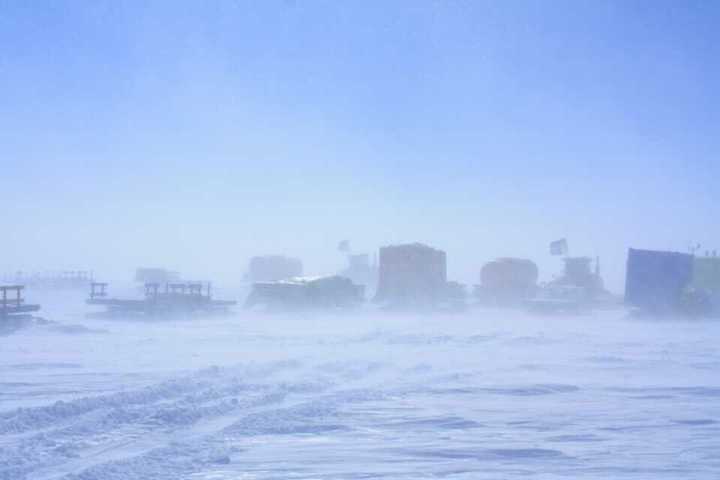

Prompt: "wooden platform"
[87,282,236,317]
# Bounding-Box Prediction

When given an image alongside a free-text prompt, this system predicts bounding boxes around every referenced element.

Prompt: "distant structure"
[4,271,93,290]
[88,281,235,317]
[245,256,303,283]
[692,254,720,314]
[475,258,538,305]
[0,285,41,320]
[245,275,364,310]
[337,253,378,293]
[525,255,611,314]
[554,257,605,294]
[692,255,720,292]
[549,238,569,256]
[624,248,720,317]
[625,248,694,314]
[444,281,468,308]
[135,268,180,285]
[374,243,447,308]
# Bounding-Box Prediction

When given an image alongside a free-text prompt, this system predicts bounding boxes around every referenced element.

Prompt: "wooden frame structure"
[0,285,41,319]
[87,282,235,317]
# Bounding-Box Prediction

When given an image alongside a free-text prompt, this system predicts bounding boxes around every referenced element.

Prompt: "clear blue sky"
[1,0,718,290]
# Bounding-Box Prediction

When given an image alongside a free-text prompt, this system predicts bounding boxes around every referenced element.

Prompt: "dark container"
[624,248,693,313]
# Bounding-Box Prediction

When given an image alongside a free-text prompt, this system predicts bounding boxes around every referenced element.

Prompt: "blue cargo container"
[624,248,694,313]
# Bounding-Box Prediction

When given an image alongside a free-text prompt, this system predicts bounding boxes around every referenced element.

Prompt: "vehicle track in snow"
[4,314,720,479]
[0,360,393,480]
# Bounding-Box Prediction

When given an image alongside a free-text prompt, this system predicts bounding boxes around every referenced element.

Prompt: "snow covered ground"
[2,291,720,479]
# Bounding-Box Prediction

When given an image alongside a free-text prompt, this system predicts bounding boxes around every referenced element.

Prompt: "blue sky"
[1,0,718,289]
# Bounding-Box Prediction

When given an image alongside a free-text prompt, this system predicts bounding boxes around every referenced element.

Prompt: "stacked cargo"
[374,243,447,308]
[245,255,303,282]
[244,276,364,310]
[476,258,538,305]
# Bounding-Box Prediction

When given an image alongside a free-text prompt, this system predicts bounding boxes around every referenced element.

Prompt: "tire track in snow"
[0,362,304,480]
[1,360,390,480]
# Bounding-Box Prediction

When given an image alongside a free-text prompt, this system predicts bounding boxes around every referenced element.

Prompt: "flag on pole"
[550,238,568,256]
